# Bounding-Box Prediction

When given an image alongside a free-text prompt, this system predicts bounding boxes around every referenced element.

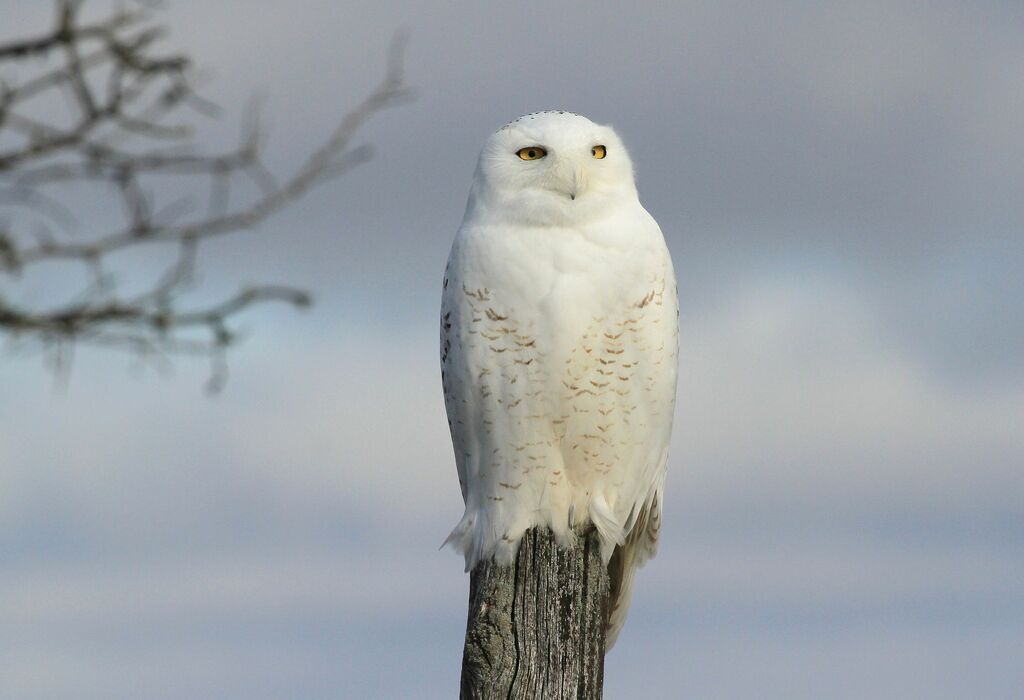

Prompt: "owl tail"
[605,488,664,649]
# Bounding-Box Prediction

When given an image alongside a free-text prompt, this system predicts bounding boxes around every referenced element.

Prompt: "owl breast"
[442,216,677,567]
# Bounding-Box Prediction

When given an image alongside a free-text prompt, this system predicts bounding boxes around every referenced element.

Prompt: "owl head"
[467,111,638,227]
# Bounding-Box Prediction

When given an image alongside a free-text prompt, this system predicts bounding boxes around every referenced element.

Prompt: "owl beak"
[568,166,587,201]
[552,164,587,201]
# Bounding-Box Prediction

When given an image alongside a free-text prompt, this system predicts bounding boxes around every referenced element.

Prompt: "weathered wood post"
[460,526,611,699]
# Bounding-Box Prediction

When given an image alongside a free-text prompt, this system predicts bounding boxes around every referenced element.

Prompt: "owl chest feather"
[443,216,677,509]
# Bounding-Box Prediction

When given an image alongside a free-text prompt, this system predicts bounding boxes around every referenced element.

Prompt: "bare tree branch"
[0,1,410,390]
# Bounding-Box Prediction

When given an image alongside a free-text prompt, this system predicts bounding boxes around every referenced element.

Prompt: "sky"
[1,1,1022,698]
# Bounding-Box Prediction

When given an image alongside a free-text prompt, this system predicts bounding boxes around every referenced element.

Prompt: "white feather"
[441,111,678,645]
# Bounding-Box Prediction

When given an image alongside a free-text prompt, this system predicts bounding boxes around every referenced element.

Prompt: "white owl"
[441,111,678,646]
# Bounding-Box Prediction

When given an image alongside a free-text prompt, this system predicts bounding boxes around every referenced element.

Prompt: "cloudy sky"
[1,1,1022,697]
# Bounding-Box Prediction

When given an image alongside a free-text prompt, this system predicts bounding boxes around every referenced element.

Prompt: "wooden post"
[460,526,610,699]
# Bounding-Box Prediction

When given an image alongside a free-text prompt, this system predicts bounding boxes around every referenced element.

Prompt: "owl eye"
[592,145,607,159]
[516,147,547,161]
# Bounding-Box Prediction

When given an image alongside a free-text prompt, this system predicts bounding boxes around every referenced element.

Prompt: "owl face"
[470,112,638,226]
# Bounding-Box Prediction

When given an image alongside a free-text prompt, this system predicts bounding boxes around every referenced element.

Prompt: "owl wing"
[440,252,470,503]
[439,224,575,570]
[597,227,677,647]
[440,234,517,568]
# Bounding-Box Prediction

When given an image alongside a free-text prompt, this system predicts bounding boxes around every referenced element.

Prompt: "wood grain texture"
[460,526,610,699]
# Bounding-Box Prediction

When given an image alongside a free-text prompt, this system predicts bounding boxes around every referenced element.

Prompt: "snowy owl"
[440,111,678,646]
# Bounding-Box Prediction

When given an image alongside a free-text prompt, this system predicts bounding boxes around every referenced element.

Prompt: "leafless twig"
[0,1,410,390]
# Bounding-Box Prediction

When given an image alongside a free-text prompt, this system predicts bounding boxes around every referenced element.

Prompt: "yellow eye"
[516,146,547,160]
[592,145,607,159]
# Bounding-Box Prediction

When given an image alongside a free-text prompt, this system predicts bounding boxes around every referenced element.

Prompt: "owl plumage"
[441,112,678,647]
